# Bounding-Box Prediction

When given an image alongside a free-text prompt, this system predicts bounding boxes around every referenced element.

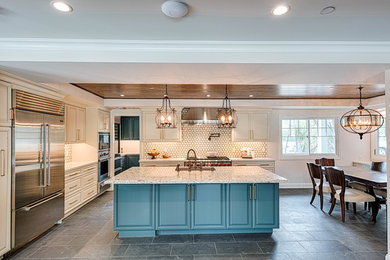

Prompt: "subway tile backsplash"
[142,124,267,159]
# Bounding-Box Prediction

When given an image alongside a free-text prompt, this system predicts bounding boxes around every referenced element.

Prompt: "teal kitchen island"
[105,166,287,237]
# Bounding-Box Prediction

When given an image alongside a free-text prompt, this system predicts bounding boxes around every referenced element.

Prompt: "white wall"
[268,109,371,188]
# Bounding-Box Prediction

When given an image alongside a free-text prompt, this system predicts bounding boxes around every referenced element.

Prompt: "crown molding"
[1,38,390,63]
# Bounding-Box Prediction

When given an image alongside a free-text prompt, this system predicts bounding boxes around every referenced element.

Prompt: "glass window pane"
[282,120,290,128]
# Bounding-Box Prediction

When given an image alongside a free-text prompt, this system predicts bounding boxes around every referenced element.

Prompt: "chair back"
[370,162,386,173]
[316,158,335,166]
[307,163,323,187]
[325,167,345,195]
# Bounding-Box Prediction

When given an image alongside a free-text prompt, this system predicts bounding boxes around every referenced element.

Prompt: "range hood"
[181,107,219,125]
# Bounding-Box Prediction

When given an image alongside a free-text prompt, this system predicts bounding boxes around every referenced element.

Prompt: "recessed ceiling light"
[272,5,290,16]
[51,1,73,12]
[320,6,336,15]
[120,94,125,97]
[161,1,189,18]
[249,95,254,98]
[206,94,211,97]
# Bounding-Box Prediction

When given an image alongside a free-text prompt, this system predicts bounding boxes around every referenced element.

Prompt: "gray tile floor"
[7,189,388,260]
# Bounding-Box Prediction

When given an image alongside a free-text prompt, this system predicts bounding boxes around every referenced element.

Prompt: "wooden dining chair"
[325,167,376,222]
[315,158,335,166]
[307,163,339,210]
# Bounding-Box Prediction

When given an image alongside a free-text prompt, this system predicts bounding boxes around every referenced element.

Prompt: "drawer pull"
[68,172,80,177]
[87,178,94,182]
[69,200,78,206]
[69,185,78,190]
[87,190,95,196]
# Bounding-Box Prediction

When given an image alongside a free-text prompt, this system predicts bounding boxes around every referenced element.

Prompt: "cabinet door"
[251,113,269,141]
[98,111,105,131]
[0,82,11,127]
[0,128,11,255]
[121,117,140,140]
[65,105,77,143]
[192,184,226,229]
[104,112,110,131]
[157,184,190,230]
[253,184,279,228]
[142,112,161,141]
[76,108,86,142]
[228,184,252,228]
[115,184,155,230]
[232,112,250,141]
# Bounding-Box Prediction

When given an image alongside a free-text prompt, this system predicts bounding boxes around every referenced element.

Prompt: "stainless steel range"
[183,149,232,168]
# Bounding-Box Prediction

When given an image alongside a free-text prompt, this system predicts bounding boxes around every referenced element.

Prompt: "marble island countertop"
[139,158,275,163]
[105,166,287,184]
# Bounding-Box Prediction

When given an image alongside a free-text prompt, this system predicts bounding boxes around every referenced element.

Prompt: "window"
[377,120,386,156]
[282,118,336,156]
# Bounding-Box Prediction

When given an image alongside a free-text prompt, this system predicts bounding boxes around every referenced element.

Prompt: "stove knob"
[197,163,200,166]
[211,164,214,166]
[223,164,226,166]
[186,163,189,166]
[227,163,231,166]
[203,163,206,166]
[219,163,222,166]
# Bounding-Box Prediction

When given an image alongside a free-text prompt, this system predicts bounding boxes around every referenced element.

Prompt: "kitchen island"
[105,166,287,237]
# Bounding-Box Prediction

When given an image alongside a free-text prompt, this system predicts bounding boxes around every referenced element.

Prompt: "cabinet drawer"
[82,165,97,175]
[81,171,97,187]
[81,184,97,202]
[65,178,81,196]
[65,193,81,213]
[65,170,81,181]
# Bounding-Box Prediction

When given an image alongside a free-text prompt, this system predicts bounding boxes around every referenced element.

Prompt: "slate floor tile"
[298,240,351,253]
[258,241,306,254]
[111,236,154,245]
[73,244,128,258]
[241,253,291,260]
[233,233,274,242]
[124,244,172,257]
[194,254,242,260]
[171,243,217,255]
[194,234,235,243]
[153,235,194,244]
[28,245,82,259]
[215,242,262,254]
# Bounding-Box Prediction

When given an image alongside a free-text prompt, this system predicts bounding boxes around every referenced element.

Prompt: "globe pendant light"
[217,85,237,128]
[155,85,178,128]
[340,86,384,140]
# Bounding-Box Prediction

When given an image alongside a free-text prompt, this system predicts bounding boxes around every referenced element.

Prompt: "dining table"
[335,166,387,222]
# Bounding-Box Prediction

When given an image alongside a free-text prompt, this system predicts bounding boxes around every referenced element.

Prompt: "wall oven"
[98,132,110,151]
[98,150,109,182]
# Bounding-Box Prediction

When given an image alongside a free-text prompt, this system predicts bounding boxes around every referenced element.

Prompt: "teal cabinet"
[157,184,190,230]
[253,184,279,228]
[114,184,155,230]
[228,184,252,228]
[192,184,226,229]
[121,116,139,140]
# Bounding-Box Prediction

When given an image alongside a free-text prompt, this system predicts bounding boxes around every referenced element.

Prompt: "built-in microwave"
[98,132,110,151]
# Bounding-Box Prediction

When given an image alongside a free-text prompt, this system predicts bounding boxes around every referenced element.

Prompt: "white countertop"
[65,161,97,171]
[105,166,287,184]
[139,158,186,163]
[140,158,274,163]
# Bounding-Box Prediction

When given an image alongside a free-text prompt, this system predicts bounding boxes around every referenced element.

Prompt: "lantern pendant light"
[155,85,178,128]
[340,86,384,140]
[217,85,237,128]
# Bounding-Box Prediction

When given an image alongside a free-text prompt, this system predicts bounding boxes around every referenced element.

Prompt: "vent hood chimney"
[181,107,219,125]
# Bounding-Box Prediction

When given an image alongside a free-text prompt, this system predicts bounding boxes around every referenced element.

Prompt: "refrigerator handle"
[39,124,45,187]
[43,124,47,187]
[20,192,63,212]
[47,124,51,186]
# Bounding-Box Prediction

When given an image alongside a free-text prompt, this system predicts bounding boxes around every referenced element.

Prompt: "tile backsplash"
[142,124,267,159]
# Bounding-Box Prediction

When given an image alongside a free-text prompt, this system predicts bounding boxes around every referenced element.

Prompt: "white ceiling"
[0,0,390,41]
[0,63,388,85]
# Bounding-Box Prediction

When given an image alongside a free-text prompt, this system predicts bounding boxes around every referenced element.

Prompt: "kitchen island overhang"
[105,166,287,237]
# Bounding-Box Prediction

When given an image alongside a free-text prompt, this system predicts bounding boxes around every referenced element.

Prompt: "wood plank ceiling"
[72,84,385,99]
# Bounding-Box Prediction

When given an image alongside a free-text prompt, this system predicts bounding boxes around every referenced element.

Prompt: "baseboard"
[386,253,390,260]
[279,183,312,189]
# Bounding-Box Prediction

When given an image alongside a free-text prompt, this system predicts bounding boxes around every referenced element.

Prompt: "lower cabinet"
[115,184,155,230]
[114,183,279,237]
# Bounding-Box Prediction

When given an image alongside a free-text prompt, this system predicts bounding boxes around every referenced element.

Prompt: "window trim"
[279,116,340,160]
[371,115,386,161]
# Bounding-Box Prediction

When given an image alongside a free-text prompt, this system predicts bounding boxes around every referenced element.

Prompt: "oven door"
[98,159,109,182]
[98,133,110,150]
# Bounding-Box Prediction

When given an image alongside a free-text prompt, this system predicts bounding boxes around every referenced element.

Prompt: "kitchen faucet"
[186,149,197,160]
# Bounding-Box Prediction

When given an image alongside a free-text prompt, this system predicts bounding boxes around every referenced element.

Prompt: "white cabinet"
[0,127,11,256]
[98,110,110,132]
[65,105,86,143]
[65,163,98,216]
[142,111,181,142]
[0,82,11,127]
[232,111,269,141]
[232,159,275,173]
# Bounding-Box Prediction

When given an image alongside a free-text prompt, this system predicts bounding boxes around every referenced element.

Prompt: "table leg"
[368,186,379,222]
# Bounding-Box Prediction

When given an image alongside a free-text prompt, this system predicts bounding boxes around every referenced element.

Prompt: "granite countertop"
[105,166,287,184]
[230,158,275,161]
[65,161,97,171]
[139,158,186,163]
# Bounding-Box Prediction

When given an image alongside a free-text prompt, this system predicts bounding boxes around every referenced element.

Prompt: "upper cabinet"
[0,82,11,127]
[65,105,86,143]
[121,117,140,140]
[232,110,270,142]
[98,110,110,132]
[142,111,181,142]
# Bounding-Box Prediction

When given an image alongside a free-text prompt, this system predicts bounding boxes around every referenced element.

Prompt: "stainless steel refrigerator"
[11,90,65,249]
